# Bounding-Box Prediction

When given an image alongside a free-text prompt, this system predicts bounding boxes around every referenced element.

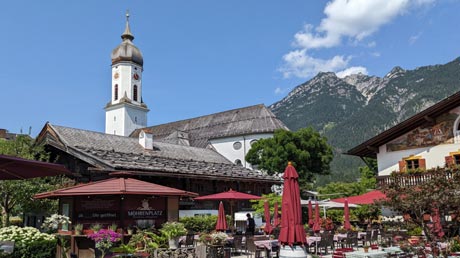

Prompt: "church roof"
[37,124,280,183]
[111,13,143,66]
[130,104,289,148]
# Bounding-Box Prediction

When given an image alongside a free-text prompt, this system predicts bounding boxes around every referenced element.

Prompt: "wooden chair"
[344,231,358,249]
[363,230,372,246]
[232,234,244,255]
[184,233,195,248]
[371,229,379,244]
[246,236,263,258]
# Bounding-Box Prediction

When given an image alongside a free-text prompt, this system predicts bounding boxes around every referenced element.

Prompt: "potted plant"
[109,223,118,231]
[127,226,134,235]
[159,221,187,249]
[88,229,122,258]
[363,244,370,253]
[74,224,83,235]
[91,223,102,232]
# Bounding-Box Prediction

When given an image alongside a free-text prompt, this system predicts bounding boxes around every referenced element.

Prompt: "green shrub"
[0,226,57,258]
[180,215,218,233]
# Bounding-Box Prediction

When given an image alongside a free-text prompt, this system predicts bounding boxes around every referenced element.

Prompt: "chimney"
[139,130,153,149]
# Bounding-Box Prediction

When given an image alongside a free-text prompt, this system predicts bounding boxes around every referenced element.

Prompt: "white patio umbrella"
[300,199,359,218]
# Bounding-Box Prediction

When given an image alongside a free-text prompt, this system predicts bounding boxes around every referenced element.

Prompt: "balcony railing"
[377,170,457,188]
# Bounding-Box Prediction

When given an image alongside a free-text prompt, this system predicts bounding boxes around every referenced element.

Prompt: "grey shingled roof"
[45,124,280,182]
[130,104,289,148]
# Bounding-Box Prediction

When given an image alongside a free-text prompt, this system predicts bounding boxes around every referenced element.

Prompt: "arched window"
[114,84,118,100]
[133,85,138,101]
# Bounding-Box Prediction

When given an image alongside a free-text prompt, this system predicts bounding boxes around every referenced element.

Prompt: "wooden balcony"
[377,169,458,188]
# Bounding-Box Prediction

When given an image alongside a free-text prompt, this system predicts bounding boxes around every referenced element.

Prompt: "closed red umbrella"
[308,200,314,227]
[264,201,273,234]
[216,201,227,232]
[344,198,351,230]
[312,202,321,232]
[273,202,280,227]
[278,162,306,246]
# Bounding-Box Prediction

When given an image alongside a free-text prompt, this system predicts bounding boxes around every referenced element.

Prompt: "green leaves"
[245,127,333,190]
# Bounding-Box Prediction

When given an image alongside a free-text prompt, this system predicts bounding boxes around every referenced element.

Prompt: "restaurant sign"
[127,199,165,219]
[77,212,118,220]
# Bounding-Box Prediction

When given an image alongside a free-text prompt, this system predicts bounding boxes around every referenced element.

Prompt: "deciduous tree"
[245,128,333,189]
[0,135,73,226]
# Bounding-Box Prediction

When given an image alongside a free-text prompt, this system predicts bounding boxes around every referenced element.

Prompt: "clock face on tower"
[114,72,119,79]
[133,73,139,80]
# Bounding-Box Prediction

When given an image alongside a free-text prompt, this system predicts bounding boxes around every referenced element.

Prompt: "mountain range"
[269,57,460,185]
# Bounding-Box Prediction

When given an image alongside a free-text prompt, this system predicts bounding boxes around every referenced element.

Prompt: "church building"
[36,14,287,214]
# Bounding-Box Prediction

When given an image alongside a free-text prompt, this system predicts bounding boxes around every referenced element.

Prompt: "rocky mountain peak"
[385,66,406,79]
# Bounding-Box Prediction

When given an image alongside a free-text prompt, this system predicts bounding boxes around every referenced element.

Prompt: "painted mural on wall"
[386,108,460,152]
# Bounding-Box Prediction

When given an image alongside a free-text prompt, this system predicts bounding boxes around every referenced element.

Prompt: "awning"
[0,154,72,180]
[34,177,198,199]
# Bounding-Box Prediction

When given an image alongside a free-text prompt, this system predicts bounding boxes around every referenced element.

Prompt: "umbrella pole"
[230,200,234,232]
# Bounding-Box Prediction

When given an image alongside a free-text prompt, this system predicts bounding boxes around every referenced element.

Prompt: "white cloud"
[281,0,435,79]
[280,49,350,78]
[274,87,289,95]
[409,32,422,45]
[336,66,369,78]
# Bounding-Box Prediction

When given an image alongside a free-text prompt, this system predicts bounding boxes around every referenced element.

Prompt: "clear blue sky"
[2,1,460,136]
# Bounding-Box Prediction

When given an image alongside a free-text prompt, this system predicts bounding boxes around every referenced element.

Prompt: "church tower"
[105,13,149,136]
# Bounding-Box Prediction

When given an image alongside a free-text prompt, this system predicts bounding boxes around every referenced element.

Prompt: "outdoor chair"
[268,241,279,258]
[363,230,372,246]
[315,232,332,254]
[232,234,244,255]
[184,233,195,248]
[344,231,358,249]
[371,229,379,244]
[245,236,263,258]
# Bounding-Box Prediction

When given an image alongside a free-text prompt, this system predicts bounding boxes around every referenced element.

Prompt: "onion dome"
[111,12,143,66]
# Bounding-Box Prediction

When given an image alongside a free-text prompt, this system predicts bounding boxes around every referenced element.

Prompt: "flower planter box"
[83,229,94,235]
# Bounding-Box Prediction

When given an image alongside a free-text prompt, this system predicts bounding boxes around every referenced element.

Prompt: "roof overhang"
[347,91,460,158]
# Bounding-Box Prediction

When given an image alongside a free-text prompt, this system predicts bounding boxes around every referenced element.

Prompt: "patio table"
[254,240,278,258]
[307,236,321,245]
[344,249,388,258]
[335,233,348,242]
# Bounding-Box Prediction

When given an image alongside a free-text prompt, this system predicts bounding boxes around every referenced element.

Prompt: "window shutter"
[419,159,426,170]
[398,161,406,172]
[445,156,454,167]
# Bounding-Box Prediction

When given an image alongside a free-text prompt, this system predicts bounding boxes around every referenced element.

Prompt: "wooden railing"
[377,170,456,188]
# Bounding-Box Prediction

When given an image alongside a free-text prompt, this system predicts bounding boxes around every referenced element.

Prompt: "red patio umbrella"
[312,202,321,232]
[216,201,228,232]
[264,201,273,234]
[332,190,386,205]
[278,162,306,246]
[308,200,314,227]
[0,154,72,180]
[273,202,280,227]
[194,189,261,230]
[344,198,351,230]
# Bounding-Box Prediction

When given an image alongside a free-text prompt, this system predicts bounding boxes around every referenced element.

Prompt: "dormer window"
[133,85,138,101]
